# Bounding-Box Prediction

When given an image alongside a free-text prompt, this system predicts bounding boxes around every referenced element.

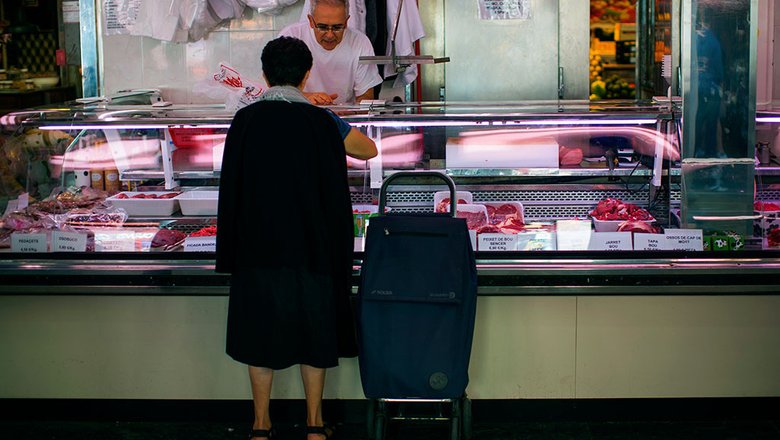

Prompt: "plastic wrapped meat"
[151,228,188,251]
[559,145,584,166]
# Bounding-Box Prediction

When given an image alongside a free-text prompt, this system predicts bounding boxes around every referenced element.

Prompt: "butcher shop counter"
[3,102,780,401]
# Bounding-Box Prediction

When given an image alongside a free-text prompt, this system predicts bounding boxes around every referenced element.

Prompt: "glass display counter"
[0,100,778,297]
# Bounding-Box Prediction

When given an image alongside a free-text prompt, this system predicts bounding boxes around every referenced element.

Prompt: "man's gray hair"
[310,0,349,14]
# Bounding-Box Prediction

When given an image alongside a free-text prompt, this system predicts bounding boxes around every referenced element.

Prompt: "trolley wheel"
[373,400,387,440]
[461,396,472,440]
[374,412,386,440]
[366,399,376,439]
[450,398,461,440]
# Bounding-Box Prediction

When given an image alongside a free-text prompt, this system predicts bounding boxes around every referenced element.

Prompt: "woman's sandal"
[305,424,336,439]
[249,427,276,439]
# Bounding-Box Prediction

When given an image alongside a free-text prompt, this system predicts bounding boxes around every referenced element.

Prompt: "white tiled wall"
[101,4,304,104]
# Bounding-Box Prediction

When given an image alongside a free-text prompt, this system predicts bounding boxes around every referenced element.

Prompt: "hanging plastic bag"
[244,0,299,15]
[192,62,265,111]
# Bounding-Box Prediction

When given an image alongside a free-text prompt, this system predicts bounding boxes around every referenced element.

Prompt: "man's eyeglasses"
[311,20,346,33]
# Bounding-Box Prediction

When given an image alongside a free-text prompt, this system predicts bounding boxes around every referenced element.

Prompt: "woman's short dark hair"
[261,36,313,87]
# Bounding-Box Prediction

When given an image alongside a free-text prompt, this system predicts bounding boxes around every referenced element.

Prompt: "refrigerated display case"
[3,100,780,404]
[1,100,779,289]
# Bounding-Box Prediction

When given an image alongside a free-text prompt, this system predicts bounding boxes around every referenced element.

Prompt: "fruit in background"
[590,80,607,99]
[591,74,635,99]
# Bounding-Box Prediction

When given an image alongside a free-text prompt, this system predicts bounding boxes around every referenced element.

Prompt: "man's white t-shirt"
[278,21,382,104]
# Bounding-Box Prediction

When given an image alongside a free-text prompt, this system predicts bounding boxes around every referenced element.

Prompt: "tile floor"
[3,398,779,440]
[2,419,780,440]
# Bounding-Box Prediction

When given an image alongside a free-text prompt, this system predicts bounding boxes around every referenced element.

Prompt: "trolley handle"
[378,171,458,218]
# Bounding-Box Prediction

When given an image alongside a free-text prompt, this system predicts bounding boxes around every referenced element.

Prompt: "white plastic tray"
[174,191,219,216]
[106,191,180,216]
[433,190,473,213]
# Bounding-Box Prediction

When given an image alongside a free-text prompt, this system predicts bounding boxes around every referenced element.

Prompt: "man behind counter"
[279,0,383,105]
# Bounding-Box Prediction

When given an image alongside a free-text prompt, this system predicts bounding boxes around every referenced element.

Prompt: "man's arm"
[344,127,377,160]
[355,88,375,103]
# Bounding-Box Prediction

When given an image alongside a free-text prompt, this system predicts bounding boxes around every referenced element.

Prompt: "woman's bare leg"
[248,366,274,433]
[300,364,328,439]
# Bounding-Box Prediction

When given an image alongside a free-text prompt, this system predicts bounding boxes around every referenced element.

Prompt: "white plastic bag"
[192,62,265,111]
[245,0,299,15]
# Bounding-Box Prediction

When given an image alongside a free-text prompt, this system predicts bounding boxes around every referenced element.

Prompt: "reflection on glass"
[687,0,752,159]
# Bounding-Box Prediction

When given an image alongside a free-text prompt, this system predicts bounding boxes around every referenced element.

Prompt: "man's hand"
[304,92,338,105]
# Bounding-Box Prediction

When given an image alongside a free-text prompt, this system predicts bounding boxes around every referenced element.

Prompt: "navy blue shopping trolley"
[357,171,478,440]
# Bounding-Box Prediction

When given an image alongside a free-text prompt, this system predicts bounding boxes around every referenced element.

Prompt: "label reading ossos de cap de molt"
[664,229,703,251]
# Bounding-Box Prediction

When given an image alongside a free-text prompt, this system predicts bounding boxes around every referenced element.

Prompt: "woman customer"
[216,36,377,440]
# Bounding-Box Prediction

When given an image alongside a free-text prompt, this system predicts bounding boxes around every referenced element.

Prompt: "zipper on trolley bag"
[383,227,449,238]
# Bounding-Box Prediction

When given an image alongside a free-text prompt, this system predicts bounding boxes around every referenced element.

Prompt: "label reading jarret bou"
[588,232,633,251]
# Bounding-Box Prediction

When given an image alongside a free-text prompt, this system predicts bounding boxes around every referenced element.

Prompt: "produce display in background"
[589,53,603,83]
[590,0,637,23]
[591,74,635,100]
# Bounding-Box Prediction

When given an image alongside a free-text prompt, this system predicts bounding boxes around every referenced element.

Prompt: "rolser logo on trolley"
[371,290,393,296]
[430,291,457,299]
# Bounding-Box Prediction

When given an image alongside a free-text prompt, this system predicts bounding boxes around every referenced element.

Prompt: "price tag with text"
[664,229,703,251]
[555,220,592,250]
[53,231,88,252]
[634,233,668,251]
[478,233,518,251]
[94,230,136,252]
[184,236,217,252]
[588,232,633,251]
[11,233,48,253]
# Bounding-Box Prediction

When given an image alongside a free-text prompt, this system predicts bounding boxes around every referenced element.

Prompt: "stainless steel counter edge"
[1,257,779,295]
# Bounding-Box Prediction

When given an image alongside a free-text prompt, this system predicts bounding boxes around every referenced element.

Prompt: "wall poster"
[103,0,141,35]
[478,0,531,20]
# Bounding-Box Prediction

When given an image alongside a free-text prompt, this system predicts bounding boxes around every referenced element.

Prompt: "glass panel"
[683,0,754,159]
[680,0,756,242]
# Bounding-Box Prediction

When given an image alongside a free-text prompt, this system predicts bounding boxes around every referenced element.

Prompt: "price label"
[664,229,703,251]
[634,233,668,251]
[53,231,88,252]
[555,220,592,250]
[94,230,136,252]
[478,233,518,251]
[588,232,633,251]
[11,233,48,253]
[184,236,217,252]
[516,231,557,251]
[18,193,29,210]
